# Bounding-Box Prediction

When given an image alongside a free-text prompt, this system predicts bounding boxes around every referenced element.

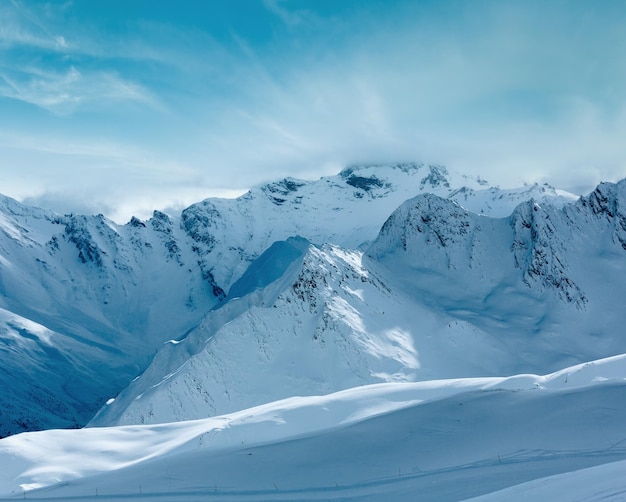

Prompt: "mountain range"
[1,163,625,500]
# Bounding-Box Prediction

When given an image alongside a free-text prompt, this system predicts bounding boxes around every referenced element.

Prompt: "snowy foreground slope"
[1,355,626,501]
[0,163,576,435]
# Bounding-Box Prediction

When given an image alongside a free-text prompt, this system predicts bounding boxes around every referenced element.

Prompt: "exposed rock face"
[510,201,585,307]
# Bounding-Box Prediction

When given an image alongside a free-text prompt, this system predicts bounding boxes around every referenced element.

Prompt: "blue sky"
[1,0,626,222]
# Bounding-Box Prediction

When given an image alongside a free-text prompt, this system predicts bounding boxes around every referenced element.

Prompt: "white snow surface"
[1,354,626,500]
[466,460,626,502]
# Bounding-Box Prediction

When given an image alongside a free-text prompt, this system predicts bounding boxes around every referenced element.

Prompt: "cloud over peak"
[1,0,625,222]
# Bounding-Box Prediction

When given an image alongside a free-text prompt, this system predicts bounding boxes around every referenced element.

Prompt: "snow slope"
[90,239,513,426]
[2,355,626,501]
[91,179,626,427]
[466,459,626,502]
[369,179,626,365]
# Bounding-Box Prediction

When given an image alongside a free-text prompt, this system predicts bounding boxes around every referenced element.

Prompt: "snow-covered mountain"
[1,162,578,436]
[0,197,217,436]
[181,163,575,290]
[89,178,626,427]
[2,162,626,500]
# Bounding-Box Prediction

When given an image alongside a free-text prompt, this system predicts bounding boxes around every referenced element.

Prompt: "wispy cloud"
[1,0,626,222]
[0,0,72,50]
[195,0,626,192]
[262,0,316,27]
[0,128,242,222]
[0,65,157,114]
[0,1,162,113]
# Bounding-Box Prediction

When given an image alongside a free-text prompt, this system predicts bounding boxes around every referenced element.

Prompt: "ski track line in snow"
[5,449,626,502]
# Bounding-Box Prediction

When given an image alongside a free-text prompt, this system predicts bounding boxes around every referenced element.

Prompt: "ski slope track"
[1,163,626,500]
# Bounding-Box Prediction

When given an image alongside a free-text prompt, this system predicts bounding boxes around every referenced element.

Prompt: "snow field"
[1,353,626,500]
